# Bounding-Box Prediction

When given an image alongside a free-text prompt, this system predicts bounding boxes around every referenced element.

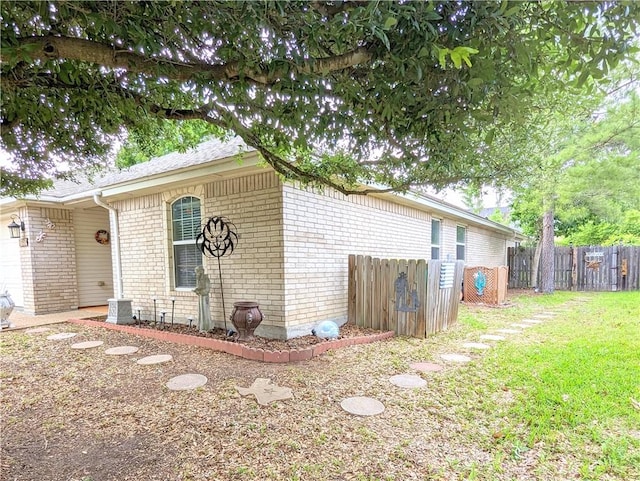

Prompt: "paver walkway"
[18,302,571,417]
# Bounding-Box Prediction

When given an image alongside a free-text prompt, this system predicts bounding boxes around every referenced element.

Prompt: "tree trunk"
[531,238,543,289]
[539,208,555,293]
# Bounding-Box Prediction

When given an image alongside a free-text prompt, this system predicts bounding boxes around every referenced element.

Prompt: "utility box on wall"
[463,266,509,305]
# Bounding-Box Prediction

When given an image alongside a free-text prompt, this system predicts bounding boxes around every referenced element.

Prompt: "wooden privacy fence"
[508,245,640,291]
[347,255,464,338]
[463,266,509,305]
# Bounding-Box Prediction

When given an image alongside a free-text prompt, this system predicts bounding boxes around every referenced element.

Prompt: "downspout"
[93,192,123,299]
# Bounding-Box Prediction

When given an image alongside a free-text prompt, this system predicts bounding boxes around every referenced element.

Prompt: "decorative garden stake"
[196,216,238,334]
[394,272,419,312]
[474,270,487,296]
[152,298,157,326]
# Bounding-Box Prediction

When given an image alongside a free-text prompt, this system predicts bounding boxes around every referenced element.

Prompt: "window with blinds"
[171,196,202,288]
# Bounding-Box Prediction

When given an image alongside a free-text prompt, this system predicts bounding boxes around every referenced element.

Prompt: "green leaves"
[437,46,480,69]
[383,16,397,30]
[1,0,640,197]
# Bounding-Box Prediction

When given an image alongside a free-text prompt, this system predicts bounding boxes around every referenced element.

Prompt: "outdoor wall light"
[7,214,24,239]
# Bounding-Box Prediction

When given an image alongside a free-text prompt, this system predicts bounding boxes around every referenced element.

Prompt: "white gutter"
[93,192,123,299]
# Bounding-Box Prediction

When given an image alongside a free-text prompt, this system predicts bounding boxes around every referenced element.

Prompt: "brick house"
[1,137,521,338]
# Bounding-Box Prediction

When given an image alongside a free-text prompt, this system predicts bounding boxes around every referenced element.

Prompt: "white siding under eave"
[0,213,24,307]
[74,207,113,307]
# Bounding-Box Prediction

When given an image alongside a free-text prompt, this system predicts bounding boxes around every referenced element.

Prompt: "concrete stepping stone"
[462,342,491,350]
[511,323,532,328]
[389,374,427,388]
[340,396,385,416]
[137,354,173,365]
[71,340,104,349]
[440,353,472,363]
[495,329,522,334]
[47,332,77,340]
[236,378,293,405]
[25,327,52,334]
[104,345,139,355]
[410,362,444,372]
[521,319,543,324]
[480,334,505,341]
[167,373,208,391]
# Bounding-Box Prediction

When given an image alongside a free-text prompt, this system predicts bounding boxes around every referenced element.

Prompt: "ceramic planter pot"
[230,301,263,341]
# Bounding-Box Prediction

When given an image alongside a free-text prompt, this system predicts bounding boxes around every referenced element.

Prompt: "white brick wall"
[112,173,285,333]
[9,170,514,333]
[281,187,512,334]
[282,185,432,330]
[22,207,78,314]
[466,225,509,267]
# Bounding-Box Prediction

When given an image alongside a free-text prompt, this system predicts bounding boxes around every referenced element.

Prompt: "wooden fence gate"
[347,255,464,338]
[507,245,640,291]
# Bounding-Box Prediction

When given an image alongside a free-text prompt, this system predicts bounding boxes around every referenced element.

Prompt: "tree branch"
[4,35,373,85]
[151,104,406,195]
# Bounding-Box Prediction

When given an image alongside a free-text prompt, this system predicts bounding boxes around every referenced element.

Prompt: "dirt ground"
[0,300,566,481]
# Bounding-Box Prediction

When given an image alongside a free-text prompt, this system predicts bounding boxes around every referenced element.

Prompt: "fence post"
[347,254,356,324]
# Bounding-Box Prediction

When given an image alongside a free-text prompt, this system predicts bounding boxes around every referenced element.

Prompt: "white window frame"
[431,218,441,260]
[171,196,203,289]
[456,225,466,261]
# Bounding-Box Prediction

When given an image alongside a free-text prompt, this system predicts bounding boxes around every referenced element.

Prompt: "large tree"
[512,90,640,240]
[1,1,639,197]
[498,81,640,291]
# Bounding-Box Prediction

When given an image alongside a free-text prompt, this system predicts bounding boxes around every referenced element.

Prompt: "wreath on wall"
[95,230,110,245]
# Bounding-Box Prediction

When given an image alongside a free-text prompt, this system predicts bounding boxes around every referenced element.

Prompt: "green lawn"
[451,291,640,480]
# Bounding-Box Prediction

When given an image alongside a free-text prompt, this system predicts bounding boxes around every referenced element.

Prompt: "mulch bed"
[81,316,383,351]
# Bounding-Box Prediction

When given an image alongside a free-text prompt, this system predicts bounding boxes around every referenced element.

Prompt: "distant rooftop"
[477,206,511,219]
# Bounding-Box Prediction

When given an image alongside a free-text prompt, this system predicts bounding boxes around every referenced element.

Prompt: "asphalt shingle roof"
[43,136,252,198]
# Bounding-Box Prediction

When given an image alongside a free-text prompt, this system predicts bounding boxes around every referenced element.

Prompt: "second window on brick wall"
[172,196,203,288]
[431,219,441,260]
[456,225,466,261]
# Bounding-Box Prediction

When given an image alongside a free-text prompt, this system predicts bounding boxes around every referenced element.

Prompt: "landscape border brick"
[67,318,394,363]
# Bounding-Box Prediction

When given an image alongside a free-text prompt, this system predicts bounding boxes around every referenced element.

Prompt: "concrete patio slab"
[340,396,385,416]
[410,362,444,372]
[495,329,522,334]
[105,346,139,355]
[167,374,208,391]
[137,354,173,365]
[5,306,108,331]
[236,378,293,405]
[47,332,77,340]
[389,374,427,388]
[480,334,505,341]
[440,353,472,363]
[71,340,104,349]
[521,319,543,324]
[462,342,491,350]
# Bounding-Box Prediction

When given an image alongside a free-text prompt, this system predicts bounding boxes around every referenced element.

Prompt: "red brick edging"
[67,318,395,363]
